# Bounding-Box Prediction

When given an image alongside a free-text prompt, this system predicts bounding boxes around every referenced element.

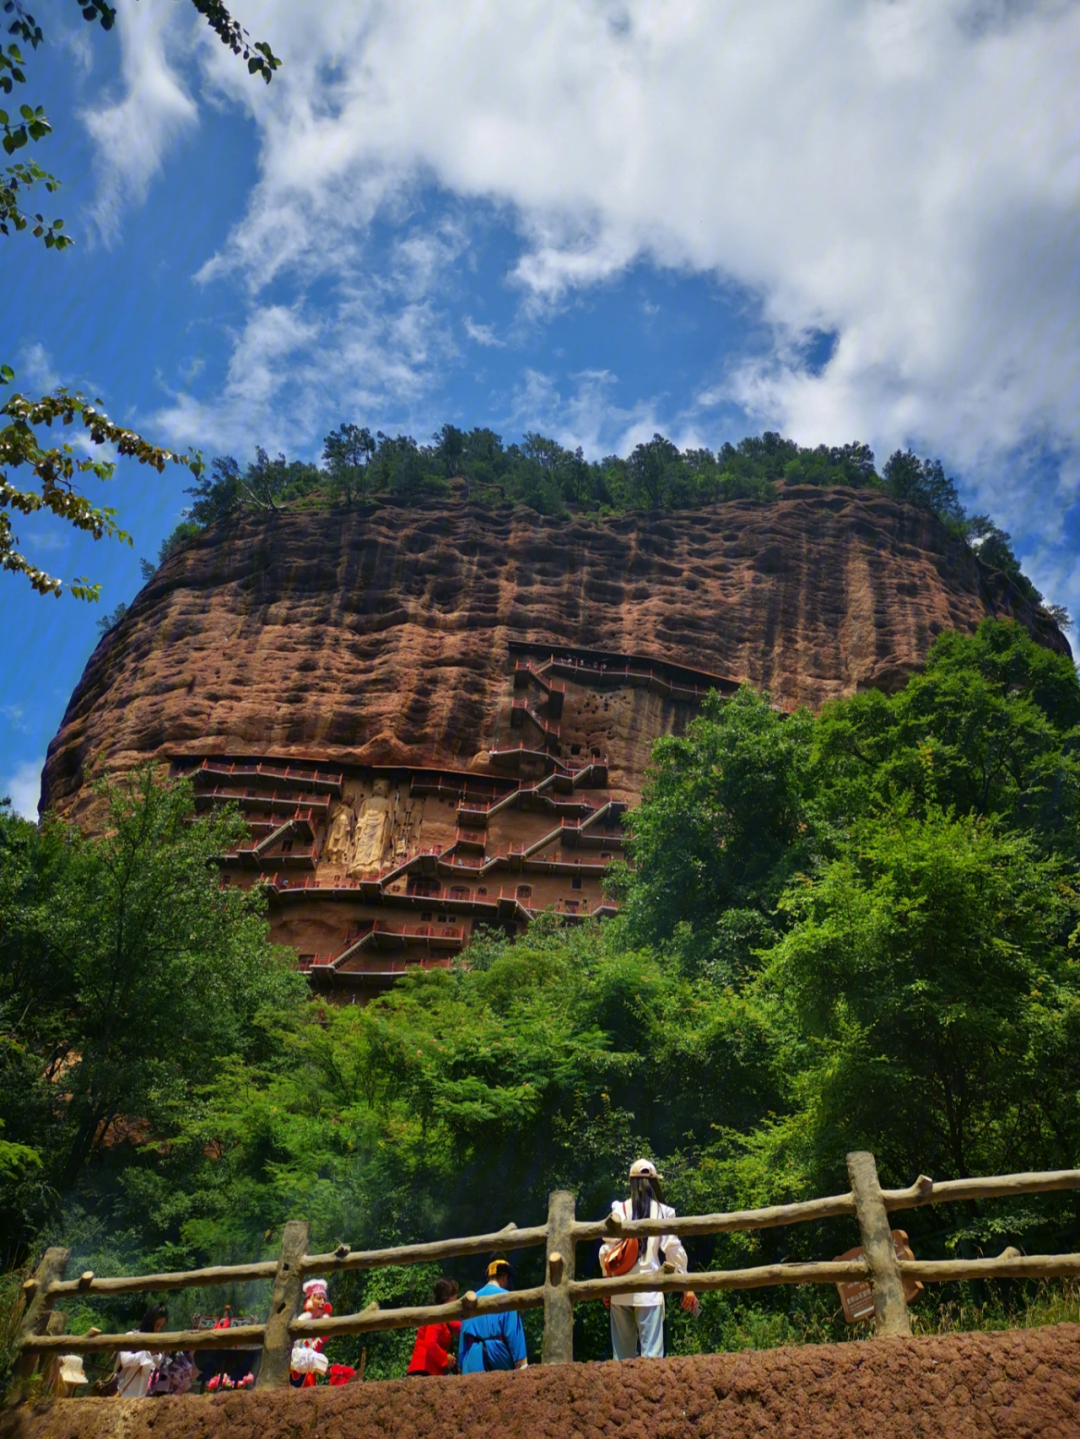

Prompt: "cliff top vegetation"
[150,426,1065,630]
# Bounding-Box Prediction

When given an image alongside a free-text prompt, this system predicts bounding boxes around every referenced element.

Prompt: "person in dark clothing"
[459,1259,527,1374]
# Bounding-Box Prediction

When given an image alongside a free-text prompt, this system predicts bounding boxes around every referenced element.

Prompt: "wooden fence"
[14,1151,1080,1393]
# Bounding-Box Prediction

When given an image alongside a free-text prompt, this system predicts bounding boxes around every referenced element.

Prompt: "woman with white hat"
[289,1279,333,1387]
[598,1158,694,1360]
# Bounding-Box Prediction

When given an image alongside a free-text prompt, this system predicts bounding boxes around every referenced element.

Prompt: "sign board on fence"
[835,1229,923,1324]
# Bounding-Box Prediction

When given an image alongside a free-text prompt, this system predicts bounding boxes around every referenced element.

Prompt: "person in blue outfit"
[459,1257,528,1373]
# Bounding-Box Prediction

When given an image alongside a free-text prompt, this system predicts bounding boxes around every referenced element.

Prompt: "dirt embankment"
[6,1324,1079,1439]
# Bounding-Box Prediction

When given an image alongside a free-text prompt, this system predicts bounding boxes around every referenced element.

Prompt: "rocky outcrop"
[42,484,1066,822]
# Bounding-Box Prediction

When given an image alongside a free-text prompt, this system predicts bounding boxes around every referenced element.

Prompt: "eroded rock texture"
[43,484,1065,821]
[39,486,1067,990]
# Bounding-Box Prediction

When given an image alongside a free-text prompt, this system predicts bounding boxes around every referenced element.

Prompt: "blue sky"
[3,0,1079,816]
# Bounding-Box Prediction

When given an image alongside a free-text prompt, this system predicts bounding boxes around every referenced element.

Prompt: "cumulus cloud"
[19,342,61,393]
[100,0,1080,596]
[81,0,198,242]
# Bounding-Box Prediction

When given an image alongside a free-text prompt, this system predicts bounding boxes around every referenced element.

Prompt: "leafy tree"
[0,771,303,1243]
[613,688,819,971]
[882,449,964,526]
[369,432,446,500]
[746,808,1080,1190]
[431,423,465,483]
[815,618,1080,858]
[94,599,127,636]
[0,388,202,600]
[965,514,1041,601]
[323,423,375,506]
[782,441,876,487]
[626,433,682,509]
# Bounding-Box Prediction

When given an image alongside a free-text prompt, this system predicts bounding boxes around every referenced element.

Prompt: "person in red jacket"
[407,1278,460,1376]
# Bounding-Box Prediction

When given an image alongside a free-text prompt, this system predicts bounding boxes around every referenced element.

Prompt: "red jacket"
[407,1321,461,1376]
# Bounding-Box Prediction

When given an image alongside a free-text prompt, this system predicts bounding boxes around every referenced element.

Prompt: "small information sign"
[835,1229,923,1324]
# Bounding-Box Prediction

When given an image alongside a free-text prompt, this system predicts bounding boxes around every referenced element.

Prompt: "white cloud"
[19,342,61,393]
[2,758,43,820]
[96,0,1080,600]
[81,0,198,243]
[464,316,504,348]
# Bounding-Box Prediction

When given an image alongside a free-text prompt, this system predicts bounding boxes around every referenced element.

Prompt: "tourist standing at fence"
[407,1277,461,1376]
[600,1159,694,1361]
[116,1304,168,1397]
[459,1259,528,1373]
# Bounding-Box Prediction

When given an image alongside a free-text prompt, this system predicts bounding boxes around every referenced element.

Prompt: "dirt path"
[6,1323,1078,1439]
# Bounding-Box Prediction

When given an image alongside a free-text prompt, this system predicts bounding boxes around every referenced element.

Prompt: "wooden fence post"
[846,1151,911,1338]
[8,1246,70,1401]
[541,1189,575,1365]
[257,1220,311,1390]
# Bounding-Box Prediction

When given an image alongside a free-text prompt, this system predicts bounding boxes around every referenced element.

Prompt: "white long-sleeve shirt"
[116,1336,162,1398]
[599,1198,688,1308]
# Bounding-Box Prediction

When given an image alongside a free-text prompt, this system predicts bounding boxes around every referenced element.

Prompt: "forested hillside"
[4,618,1080,1378]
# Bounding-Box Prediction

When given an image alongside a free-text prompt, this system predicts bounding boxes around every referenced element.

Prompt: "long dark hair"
[140,1302,168,1332]
[630,1175,664,1220]
[433,1277,459,1306]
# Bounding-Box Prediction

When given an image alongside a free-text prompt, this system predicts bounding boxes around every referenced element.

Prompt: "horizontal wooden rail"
[882,1169,1080,1210]
[45,1260,277,1298]
[572,1169,1080,1244]
[572,1190,858,1242]
[295,1286,547,1341]
[22,1324,266,1355]
[900,1253,1080,1282]
[569,1260,869,1302]
[302,1222,548,1275]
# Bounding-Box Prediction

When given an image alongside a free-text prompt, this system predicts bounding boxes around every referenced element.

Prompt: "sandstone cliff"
[42,484,1066,821]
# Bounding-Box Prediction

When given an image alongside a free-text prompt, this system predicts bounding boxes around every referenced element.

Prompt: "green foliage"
[0,772,304,1257]
[814,619,1080,855]
[94,599,127,635]
[613,688,820,971]
[760,808,1079,1184]
[883,449,964,525]
[322,423,375,507]
[0,385,202,599]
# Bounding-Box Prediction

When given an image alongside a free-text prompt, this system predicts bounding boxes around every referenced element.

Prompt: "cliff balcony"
[190,759,343,796]
[328,920,466,965]
[194,786,333,815]
[222,838,319,870]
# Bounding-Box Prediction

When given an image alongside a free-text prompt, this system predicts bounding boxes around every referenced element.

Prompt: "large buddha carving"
[347,780,393,874]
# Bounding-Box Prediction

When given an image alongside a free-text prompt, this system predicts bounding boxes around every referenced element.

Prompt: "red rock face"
[41,486,1066,993]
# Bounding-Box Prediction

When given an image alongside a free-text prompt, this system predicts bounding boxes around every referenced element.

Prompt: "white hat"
[302,1279,328,1296]
[58,1355,88,1388]
[629,1158,664,1181]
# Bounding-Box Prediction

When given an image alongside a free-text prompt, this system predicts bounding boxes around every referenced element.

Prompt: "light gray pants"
[610,1302,664,1360]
